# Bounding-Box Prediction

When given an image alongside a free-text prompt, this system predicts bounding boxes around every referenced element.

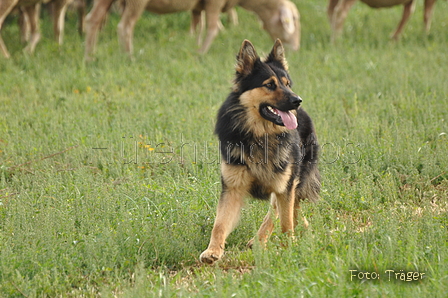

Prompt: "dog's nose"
[289,95,302,107]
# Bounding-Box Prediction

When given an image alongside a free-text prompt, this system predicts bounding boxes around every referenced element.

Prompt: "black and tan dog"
[200,39,320,265]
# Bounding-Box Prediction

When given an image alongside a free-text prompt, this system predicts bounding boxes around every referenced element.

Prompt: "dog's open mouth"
[260,104,298,130]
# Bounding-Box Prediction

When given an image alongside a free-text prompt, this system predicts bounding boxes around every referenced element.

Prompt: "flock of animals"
[0,0,439,60]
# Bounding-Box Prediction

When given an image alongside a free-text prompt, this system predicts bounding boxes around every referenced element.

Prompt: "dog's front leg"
[200,188,244,264]
[201,163,252,264]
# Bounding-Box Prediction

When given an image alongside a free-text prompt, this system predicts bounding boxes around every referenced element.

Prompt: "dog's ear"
[235,40,259,76]
[266,39,288,71]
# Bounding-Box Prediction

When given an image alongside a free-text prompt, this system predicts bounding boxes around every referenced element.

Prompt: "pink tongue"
[275,109,297,130]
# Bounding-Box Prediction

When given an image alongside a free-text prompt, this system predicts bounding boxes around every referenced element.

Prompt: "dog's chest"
[226,133,300,196]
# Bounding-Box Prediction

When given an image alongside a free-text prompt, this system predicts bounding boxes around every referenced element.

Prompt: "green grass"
[1,0,447,296]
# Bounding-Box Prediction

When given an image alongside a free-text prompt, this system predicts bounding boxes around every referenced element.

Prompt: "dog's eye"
[264,82,276,90]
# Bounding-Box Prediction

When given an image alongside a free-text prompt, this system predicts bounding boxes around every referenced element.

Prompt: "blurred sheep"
[328,0,438,42]
[84,0,300,60]
[0,0,77,58]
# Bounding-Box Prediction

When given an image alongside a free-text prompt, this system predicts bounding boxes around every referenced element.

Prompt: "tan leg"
[391,0,415,40]
[227,8,238,26]
[423,0,436,34]
[330,0,357,43]
[190,9,204,47]
[23,3,41,54]
[247,193,278,248]
[84,0,114,61]
[0,36,10,58]
[248,183,298,248]
[200,164,252,264]
[294,169,320,229]
[293,202,309,229]
[51,0,70,45]
[19,8,30,43]
[190,9,202,35]
[327,0,340,23]
[76,0,86,36]
[117,0,147,57]
[198,4,222,54]
[276,185,296,235]
[200,188,245,264]
[0,0,18,58]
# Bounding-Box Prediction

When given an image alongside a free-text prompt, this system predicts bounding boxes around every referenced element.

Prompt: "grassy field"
[0,0,447,296]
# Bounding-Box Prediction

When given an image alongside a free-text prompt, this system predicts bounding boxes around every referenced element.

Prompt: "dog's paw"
[199,248,223,265]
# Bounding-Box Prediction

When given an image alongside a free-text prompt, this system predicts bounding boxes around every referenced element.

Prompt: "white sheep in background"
[0,0,76,58]
[327,0,438,42]
[84,0,300,60]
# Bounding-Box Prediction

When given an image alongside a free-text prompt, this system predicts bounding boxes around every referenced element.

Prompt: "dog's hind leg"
[247,193,278,248]
[293,203,309,230]
[249,180,304,248]
[294,169,321,229]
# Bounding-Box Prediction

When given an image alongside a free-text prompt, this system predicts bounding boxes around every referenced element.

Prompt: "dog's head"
[234,39,302,133]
